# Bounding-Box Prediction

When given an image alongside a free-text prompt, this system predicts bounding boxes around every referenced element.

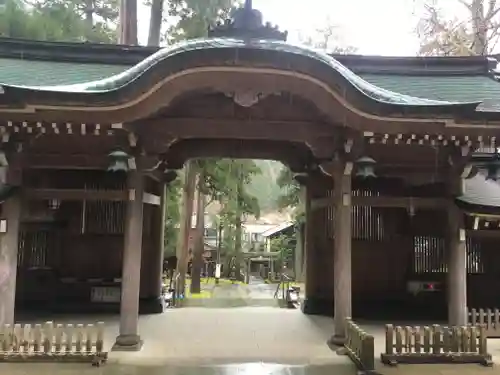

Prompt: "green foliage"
[164,172,182,255]
[165,0,240,43]
[246,160,286,211]
[0,0,117,42]
[276,166,302,212]
[270,234,294,266]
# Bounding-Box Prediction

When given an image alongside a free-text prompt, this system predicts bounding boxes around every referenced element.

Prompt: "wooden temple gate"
[1,0,500,351]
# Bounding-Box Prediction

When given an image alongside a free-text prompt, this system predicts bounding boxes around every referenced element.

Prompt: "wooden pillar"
[0,160,22,327]
[142,182,166,313]
[447,201,467,326]
[155,183,167,296]
[294,222,304,282]
[302,181,315,303]
[113,159,145,351]
[331,167,352,345]
[301,172,334,316]
[0,194,21,327]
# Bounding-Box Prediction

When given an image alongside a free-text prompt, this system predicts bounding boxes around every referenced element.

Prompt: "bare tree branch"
[416,0,500,56]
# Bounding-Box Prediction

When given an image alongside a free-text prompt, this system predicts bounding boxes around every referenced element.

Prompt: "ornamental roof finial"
[208,0,287,41]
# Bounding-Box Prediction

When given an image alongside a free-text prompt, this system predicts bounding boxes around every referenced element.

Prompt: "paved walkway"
[183,277,280,307]
[4,308,500,374]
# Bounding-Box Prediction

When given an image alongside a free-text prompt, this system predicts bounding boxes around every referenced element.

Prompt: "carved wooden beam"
[142,118,336,158]
[143,118,332,139]
[161,138,312,172]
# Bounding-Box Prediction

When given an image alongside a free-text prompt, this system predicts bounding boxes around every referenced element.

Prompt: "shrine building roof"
[2,20,500,215]
[0,36,500,108]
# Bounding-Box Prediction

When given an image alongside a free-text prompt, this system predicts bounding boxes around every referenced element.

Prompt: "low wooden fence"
[340,318,378,374]
[381,324,492,366]
[0,321,107,364]
[469,308,500,338]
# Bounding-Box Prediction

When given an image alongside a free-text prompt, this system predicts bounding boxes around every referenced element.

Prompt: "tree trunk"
[176,161,196,296]
[84,0,94,28]
[147,0,163,46]
[119,0,138,44]
[234,164,243,281]
[190,171,205,294]
[471,0,487,55]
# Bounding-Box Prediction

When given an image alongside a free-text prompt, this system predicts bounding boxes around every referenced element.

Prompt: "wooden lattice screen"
[81,180,126,235]
[324,188,400,241]
[412,235,484,274]
[18,228,60,269]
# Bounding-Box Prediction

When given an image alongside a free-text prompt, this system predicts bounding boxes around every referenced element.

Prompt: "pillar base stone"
[328,334,346,347]
[301,297,334,316]
[112,334,143,352]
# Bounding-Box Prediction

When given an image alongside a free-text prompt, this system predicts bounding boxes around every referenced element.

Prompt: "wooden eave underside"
[0,92,495,178]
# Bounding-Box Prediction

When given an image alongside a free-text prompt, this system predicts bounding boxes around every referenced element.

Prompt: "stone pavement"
[183,277,280,307]
[5,309,500,374]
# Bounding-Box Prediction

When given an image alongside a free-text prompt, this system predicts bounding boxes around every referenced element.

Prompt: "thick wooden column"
[141,182,166,313]
[155,183,167,296]
[447,201,467,326]
[294,222,304,282]
[303,182,315,302]
[0,161,22,327]
[0,194,21,327]
[113,159,145,351]
[331,167,352,345]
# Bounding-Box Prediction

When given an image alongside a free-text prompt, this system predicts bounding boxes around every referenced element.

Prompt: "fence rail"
[469,308,500,338]
[340,318,377,374]
[381,324,492,366]
[0,321,107,364]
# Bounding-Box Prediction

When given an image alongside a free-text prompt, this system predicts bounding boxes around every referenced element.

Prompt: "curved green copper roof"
[0,38,481,116]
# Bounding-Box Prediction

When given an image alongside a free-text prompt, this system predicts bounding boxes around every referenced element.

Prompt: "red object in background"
[422,282,441,291]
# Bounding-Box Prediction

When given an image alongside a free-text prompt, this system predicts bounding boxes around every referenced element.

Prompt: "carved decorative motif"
[231,91,263,107]
[224,90,279,108]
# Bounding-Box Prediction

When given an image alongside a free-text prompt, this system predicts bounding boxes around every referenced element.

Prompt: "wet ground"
[4,279,500,375]
[0,363,356,375]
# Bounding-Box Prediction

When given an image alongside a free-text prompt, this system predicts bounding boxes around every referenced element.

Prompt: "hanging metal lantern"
[107,150,130,173]
[355,156,377,179]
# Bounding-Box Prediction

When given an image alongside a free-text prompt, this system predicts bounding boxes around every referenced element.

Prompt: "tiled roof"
[2,38,500,212]
[0,37,499,104]
[361,74,500,105]
[0,58,127,86]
